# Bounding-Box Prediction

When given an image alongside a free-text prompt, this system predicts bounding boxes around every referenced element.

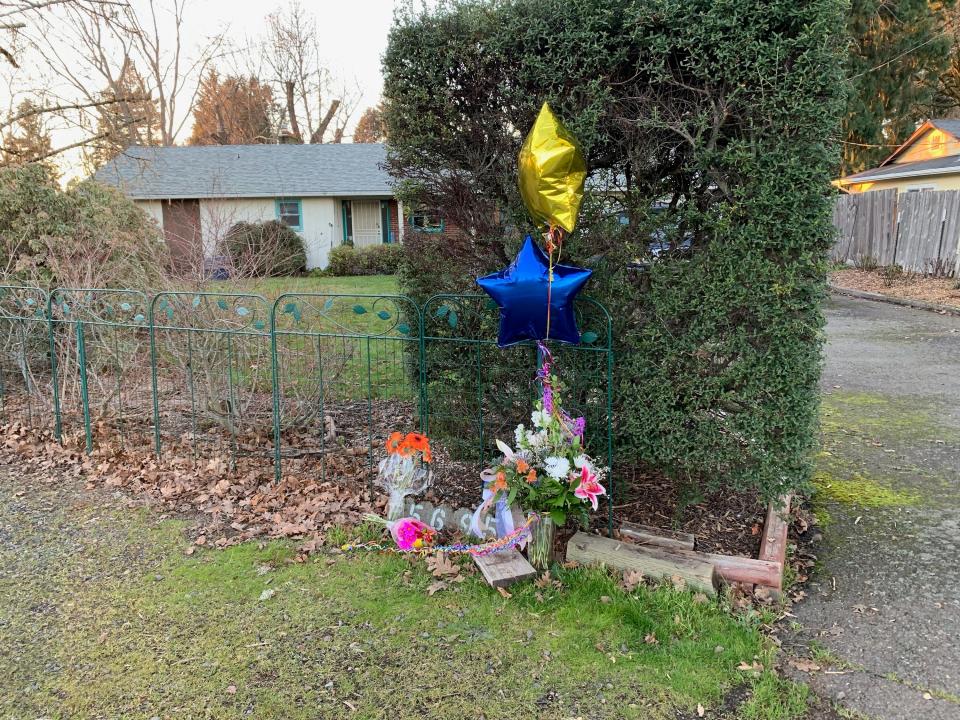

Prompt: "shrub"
[384,0,847,499]
[0,163,168,288]
[224,220,306,277]
[327,243,403,276]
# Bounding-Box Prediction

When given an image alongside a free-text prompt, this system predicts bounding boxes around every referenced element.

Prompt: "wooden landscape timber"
[472,548,537,588]
[757,494,792,592]
[566,532,719,596]
[617,521,695,552]
[602,495,791,593]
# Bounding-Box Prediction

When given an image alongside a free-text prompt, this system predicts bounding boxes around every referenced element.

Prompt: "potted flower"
[485,363,605,570]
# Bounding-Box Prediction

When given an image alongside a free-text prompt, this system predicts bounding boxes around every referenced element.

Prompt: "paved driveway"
[790,296,960,719]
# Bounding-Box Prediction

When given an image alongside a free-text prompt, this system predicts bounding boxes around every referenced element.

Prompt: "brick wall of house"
[395,202,466,245]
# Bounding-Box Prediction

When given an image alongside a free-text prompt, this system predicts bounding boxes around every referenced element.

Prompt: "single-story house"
[95,143,448,270]
[836,119,960,194]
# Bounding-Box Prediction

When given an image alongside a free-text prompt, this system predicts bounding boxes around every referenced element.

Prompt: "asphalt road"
[789,295,960,719]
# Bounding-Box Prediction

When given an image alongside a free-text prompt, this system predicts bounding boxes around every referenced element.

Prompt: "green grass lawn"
[226,274,400,300]
[0,478,812,720]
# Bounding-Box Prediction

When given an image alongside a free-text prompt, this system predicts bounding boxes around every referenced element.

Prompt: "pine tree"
[88,60,162,170]
[1,100,59,181]
[843,0,955,174]
[189,70,278,145]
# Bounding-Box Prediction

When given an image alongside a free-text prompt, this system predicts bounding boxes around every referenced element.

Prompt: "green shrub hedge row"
[384,0,847,499]
[327,244,403,276]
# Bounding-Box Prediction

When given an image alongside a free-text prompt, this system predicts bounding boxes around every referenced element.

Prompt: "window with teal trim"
[410,207,444,233]
[276,198,303,230]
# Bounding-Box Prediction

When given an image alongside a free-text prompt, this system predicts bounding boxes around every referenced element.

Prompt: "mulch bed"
[0,391,816,589]
[831,268,960,309]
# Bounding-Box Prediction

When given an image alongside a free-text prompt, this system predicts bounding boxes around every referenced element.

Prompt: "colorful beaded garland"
[341,513,538,556]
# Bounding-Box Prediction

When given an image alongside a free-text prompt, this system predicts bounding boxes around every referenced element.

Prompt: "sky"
[188,0,398,117]
[1,0,402,180]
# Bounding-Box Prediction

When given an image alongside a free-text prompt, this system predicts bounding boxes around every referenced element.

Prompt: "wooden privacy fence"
[832,189,960,276]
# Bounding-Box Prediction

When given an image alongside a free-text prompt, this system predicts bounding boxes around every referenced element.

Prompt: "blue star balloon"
[477,235,592,347]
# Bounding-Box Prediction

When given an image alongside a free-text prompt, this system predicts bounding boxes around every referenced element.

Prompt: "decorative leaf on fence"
[61,302,70,314]
[134,313,145,323]
[581,331,598,344]
[397,323,411,336]
[120,302,132,311]
[447,310,458,328]
[192,295,202,308]
[217,299,228,311]
[485,298,497,310]
[377,310,391,320]
[236,306,250,317]
[283,302,302,323]
[436,305,449,318]
[323,298,335,311]
[253,320,266,331]
[352,305,367,315]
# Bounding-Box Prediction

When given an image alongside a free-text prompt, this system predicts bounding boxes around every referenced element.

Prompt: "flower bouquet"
[485,350,605,569]
[376,431,433,521]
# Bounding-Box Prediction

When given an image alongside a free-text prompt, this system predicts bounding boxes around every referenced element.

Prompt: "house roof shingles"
[94,143,393,200]
[929,118,960,138]
[841,153,960,184]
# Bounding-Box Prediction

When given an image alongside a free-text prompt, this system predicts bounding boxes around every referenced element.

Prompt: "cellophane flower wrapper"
[376,453,432,521]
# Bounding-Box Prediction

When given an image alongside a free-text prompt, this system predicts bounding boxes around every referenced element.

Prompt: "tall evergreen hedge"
[384,0,847,499]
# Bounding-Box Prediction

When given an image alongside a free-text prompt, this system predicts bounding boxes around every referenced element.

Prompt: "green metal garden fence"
[0,284,614,527]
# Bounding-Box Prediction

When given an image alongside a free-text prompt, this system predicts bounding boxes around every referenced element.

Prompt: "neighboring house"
[95,143,448,270]
[837,119,960,194]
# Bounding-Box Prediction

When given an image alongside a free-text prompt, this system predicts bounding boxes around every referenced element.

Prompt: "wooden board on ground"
[758,495,792,591]
[566,532,718,596]
[618,521,695,552]
[473,549,537,588]
[616,527,782,588]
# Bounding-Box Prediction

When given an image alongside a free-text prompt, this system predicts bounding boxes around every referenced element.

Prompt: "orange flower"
[525,469,537,484]
[385,431,404,454]
[492,470,509,493]
[515,458,529,474]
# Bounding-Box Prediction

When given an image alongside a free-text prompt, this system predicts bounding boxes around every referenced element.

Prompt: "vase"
[527,515,556,572]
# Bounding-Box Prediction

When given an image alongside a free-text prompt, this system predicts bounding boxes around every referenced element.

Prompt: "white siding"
[152,197,334,270]
[299,198,336,269]
[136,200,164,229]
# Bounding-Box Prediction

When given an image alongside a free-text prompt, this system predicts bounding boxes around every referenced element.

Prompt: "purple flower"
[571,416,585,440]
[543,385,553,413]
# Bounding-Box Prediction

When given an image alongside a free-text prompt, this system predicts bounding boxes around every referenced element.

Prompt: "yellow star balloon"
[517,102,587,234]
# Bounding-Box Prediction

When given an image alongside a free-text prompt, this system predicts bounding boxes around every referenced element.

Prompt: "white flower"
[531,409,551,429]
[543,456,571,480]
[526,429,547,447]
[573,454,592,471]
[514,424,526,445]
[495,439,515,461]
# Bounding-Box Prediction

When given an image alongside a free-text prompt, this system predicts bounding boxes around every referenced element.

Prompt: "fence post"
[148,295,162,457]
[75,319,92,454]
[45,291,62,443]
[270,299,283,484]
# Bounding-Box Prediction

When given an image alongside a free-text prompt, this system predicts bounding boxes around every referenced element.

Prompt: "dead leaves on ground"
[424,552,466,595]
[1,420,378,555]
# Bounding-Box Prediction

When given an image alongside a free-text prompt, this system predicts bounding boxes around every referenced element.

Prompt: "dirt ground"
[831,268,960,309]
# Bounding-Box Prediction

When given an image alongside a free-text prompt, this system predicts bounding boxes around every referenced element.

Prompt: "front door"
[351,200,382,247]
[161,199,201,272]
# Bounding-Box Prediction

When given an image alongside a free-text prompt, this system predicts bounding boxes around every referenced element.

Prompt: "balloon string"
[544,225,563,341]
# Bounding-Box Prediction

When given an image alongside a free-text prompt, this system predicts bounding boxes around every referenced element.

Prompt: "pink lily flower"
[574,466,605,511]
